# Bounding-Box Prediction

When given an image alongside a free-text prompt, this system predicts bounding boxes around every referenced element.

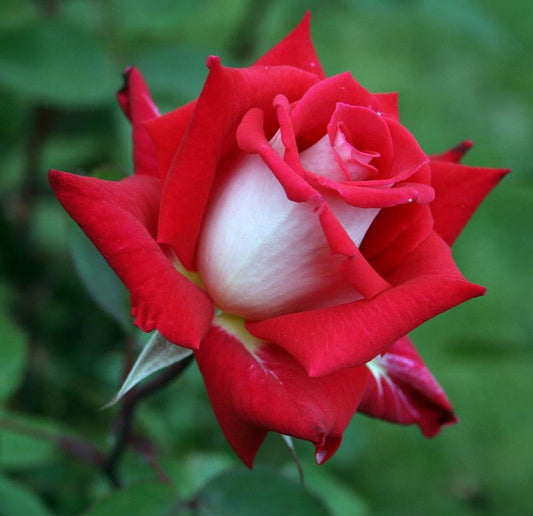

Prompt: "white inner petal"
[197,131,380,320]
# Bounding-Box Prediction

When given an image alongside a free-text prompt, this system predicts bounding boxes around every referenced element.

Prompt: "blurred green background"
[0,0,531,514]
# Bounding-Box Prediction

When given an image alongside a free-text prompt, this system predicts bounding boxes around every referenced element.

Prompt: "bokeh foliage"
[0,0,531,514]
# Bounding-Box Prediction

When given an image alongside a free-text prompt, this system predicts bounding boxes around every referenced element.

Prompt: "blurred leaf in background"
[0,0,531,514]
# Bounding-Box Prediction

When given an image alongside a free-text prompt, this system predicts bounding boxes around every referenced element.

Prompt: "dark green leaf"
[68,221,130,330]
[0,20,118,107]
[160,452,234,498]
[0,0,37,31]
[0,411,60,469]
[283,466,368,516]
[132,45,209,102]
[194,467,331,516]
[84,481,178,516]
[0,474,52,516]
[0,312,27,403]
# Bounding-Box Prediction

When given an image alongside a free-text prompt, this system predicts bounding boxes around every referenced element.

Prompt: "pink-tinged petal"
[196,142,361,320]
[291,73,374,143]
[254,12,325,78]
[431,140,473,163]
[236,107,317,203]
[361,336,457,437]
[116,67,160,177]
[273,94,302,170]
[48,170,213,348]
[157,58,318,270]
[247,232,485,376]
[305,173,434,208]
[195,323,371,467]
[385,116,431,184]
[144,101,196,181]
[327,104,393,179]
[235,111,387,304]
[303,115,433,209]
[430,160,510,245]
[373,92,400,120]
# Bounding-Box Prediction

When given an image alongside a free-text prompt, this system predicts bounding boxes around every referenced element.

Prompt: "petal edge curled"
[49,170,213,348]
[248,232,485,376]
[361,336,457,436]
[195,324,370,467]
[117,67,160,177]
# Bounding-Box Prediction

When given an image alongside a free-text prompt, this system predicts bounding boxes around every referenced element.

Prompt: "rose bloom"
[50,15,507,466]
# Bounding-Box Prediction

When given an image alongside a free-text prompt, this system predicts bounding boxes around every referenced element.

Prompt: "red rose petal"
[327,104,393,178]
[360,336,457,437]
[144,101,196,181]
[431,140,473,163]
[374,92,400,120]
[49,170,213,348]
[247,232,485,376]
[430,160,509,245]
[254,12,325,79]
[195,324,370,467]
[116,67,160,177]
[237,107,318,203]
[290,72,373,143]
[317,203,390,298]
[362,204,434,277]
[157,58,318,270]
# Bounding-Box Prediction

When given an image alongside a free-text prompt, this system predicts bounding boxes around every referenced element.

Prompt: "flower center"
[196,125,380,321]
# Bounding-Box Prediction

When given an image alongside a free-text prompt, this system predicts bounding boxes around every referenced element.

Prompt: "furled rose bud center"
[196,124,381,320]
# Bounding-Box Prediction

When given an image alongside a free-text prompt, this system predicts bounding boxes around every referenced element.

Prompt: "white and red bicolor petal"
[195,321,370,468]
[196,134,362,319]
[156,58,318,270]
[247,232,485,377]
[290,72,373,143]
[300,102,433,208]
[360,336,457,437]
[49,170,213,348]
[326,103,391,180]
[116,66,160,177]
[430,158,509,245]
[197,101,393,320]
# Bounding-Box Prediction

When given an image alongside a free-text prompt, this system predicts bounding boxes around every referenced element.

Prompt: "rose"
[49,14,507,466]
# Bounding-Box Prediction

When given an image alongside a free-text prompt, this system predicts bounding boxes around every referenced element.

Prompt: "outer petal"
[360,337,457,437]
[195,324,370,468]
[144,101,196,181]
[247,232,485,376]
[430,140,473,163]
[48,170,213,348]
[157,58,318,269]
[373,92,400,120]
[145,13,324,183]
[254,12,325,78]
[430,160,509,245]
[116,67,160,177]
